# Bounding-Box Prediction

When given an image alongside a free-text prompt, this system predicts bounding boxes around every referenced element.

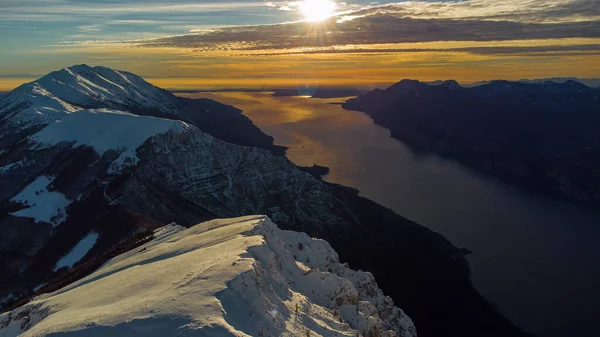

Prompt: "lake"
[178,91,600,337]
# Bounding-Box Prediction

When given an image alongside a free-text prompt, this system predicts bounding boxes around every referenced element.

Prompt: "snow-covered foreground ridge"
[0,216,416,337]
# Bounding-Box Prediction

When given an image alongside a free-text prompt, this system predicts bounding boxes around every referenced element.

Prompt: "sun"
[299,0,336,22]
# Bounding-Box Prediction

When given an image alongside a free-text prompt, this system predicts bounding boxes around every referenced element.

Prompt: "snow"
[29,109,190,173]
[0,160,24,175]
[31,109,187,154]
[34,65,181,114]
[0,83,80,127]
[33,284,46,292]
[0,216,415,337]
[10,176,72,227]
[54,233,100,271]
[1,65,185,149]
[1,65,193,175]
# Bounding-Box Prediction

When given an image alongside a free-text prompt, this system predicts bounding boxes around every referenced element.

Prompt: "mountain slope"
[519,78,600,88]
[0,66,530,337]
[34,65,180,113]
[343,79,600,207]
[0,216,416,337]
[0,65,284,155]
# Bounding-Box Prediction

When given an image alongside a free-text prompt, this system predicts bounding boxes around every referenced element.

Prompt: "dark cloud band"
[136,15,600,52]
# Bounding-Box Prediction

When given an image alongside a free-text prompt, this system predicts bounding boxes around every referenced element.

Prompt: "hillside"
[343,79,600,207]
[0,216,416,337]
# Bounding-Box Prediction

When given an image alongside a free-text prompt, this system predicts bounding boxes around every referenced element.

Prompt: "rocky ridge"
[0,216,416,337]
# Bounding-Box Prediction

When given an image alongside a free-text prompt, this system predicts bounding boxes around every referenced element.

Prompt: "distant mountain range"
[0,65,530,337]
[517,78,600,88]
[344,79,600,207]
[428,78,600,88]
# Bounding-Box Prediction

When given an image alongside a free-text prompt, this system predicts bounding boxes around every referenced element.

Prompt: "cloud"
[245,44,600,56]
[131,14,600,53]
[4,0,598,51]
[76,25,104,33]
[0,1,276,16]
[343,0,600,24]
[1,0,598,86]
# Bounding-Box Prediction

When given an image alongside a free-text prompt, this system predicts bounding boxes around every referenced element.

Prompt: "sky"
[0,0,599,90]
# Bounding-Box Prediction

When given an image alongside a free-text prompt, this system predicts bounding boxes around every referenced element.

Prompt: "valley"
[180,91,600,337]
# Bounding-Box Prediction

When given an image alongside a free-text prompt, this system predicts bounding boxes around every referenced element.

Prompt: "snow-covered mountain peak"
[34,64,180,113]
[0,65,197,174]
[0,64,183,137]
[0,216,416,337]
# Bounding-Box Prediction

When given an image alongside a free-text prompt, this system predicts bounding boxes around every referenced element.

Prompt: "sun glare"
[299,0,336,22]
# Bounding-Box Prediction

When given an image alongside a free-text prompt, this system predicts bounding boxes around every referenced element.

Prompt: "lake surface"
[179,92,600,337]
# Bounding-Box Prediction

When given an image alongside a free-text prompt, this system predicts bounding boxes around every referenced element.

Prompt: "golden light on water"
[299,0,336,22]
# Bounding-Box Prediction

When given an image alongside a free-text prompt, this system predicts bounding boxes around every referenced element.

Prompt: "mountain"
[343,79,600,207]
[434,80,462,89]
[0,64,285,155]
[426,80,463,89]
[519,77,600,88]
[0,216,417,337]
[0,65,530,337]
[466,77,600,88]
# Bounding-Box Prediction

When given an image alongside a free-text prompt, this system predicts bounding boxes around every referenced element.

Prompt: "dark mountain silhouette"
[343,79,600,207]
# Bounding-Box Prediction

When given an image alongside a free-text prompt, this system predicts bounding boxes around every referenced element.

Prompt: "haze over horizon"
[1,0,599,91]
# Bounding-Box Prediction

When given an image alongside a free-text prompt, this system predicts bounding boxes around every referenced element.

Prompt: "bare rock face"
[119,128,331,224]
[0,216,416,337]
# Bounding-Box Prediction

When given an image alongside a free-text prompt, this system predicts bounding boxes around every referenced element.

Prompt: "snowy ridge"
[34,65,181,113]
[0,216,416,337]
[0,65,200,228]
[29,108,191,174]
[0,64,183,143]
[0,109,192,226]
[4,109,191,224]
[30,109,189,153]
[0,83,81,128]
[0,65,194,176]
